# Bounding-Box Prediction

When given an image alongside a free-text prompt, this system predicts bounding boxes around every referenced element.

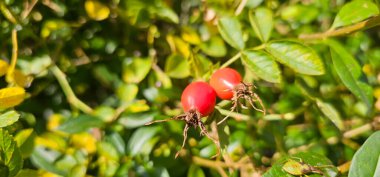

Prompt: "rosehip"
[210,68,266,124]
[181,81,216,116]
[146,81,220,158]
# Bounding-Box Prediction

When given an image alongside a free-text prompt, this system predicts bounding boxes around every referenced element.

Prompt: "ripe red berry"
[210,68,266,124]
[210,68,242,100]
[181,81,216,116]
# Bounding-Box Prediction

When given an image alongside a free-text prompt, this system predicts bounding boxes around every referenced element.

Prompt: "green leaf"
[199,36,227,57]
[116,83,139,102]
[263,152,338,177]
[155,6,179,24]
[123,57,153,83]
[331,0,379,29]
[0,128,23,177]
[315,99,344,131]
[15,169,39,177]
[164,54,190,79]
[14,129,35,158]
[280,5,319,24]
[328,39,373,110]
[349,131,380,177]
[127,126,159,156]
[118,112,156,129]
[0,110,20,128]
[31,147,66,176]
[265,40,325,75]
[249,7,273,42]
[57,115,104,134]
[217,16,245,50]
[106,133,126,155]
[242,50,281,83]
[187,165,205,177]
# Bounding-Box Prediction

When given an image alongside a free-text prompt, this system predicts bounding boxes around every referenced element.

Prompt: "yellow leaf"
[0,87,26,109]
[71,132,97,154]
[181,27,201,45]
[173,37,190,58]
[85,0,110,21]
[0,60,8,77]
[13,69,32,87]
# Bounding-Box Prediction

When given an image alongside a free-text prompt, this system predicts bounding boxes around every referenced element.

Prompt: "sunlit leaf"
[181,27,201,45]
[155,6,179,24]
[14,129,35,158]
[217,16,245,50]
[0,87,26,109]
[349,131,380,177]
[242,50,281,83]
[85,0,110,21]
[0,110,19,128]
[265,40,325,75]
[123,57,153,84]
[0,128,23,177]
[331,0,379,29]
[249,7,273,42]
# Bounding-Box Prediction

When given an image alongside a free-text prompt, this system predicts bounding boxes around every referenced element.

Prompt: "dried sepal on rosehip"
[210,68,266,124]
[145,81,220,158]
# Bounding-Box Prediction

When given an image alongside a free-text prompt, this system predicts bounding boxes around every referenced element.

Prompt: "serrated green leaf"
[249,7,273,42]
[242,50,281,83]
[0,128,23,177]
[349,131,380,177]
[165,54,190,79]
[0,110,20,128]
[188,165,205,177]
[57,115,104,134]
[331,0,379,29]
[123,57,152,83]
[217,16,245,50]
[327,39,373,110]
[265,40,325,75]
[315,99,344,131]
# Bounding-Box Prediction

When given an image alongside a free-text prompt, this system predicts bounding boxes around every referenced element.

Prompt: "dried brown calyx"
[146,109,220,158]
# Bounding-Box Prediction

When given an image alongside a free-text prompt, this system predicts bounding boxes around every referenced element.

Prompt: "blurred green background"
[0,0,380,177]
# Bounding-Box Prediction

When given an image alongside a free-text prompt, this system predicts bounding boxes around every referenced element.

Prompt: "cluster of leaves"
[1,0,380,176]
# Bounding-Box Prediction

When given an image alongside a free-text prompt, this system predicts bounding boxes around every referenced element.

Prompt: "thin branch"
[299,15,380,40]
[21,0,39,20]
[50,65,93,114]
[0,3,18,24]
[235,0,247,16]
[220,52,242,69]
[6,29,18,84]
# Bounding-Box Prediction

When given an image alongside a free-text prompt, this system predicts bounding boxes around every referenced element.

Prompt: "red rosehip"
[210,68,242,100]
[181,81,216,116]
[210,68,266,124]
